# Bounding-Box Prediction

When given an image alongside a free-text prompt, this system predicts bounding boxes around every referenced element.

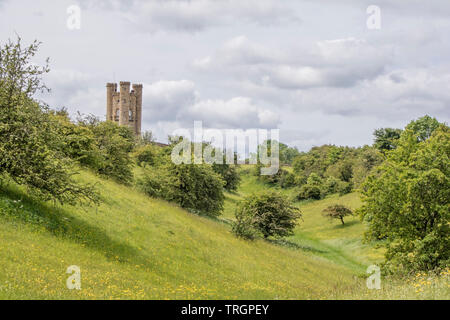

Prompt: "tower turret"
[106,81,143,136]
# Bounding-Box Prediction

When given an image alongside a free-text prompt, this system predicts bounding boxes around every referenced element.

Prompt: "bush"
[134,145,157,168]
[233,191,302,239]
[76,117,135,185]
[323,176,341,194]
[50,110,103,170]
[0,37,97,205]
[297,184,322,200]
[297,173,323,200]
[166,164,225,216]
[137,167,170,198]
[139,163,225,217]
[337,181,353,195]
[212,163,241,191]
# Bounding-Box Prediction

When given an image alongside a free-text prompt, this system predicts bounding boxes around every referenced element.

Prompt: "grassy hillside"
[0,167,448,299]
[0,169,361,300]
[223,168,383,274]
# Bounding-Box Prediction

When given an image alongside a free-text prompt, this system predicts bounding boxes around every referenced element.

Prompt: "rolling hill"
[0,167,447,299]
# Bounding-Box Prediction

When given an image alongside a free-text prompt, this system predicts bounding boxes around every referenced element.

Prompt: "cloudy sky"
[1,0,449,150]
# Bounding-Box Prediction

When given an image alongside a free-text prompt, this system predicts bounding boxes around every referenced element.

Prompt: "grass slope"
[0,167,448,299]
[0,170,359,300]
[223,168,384,273]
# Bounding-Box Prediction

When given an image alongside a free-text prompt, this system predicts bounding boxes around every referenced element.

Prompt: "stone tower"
[106,82,142,136]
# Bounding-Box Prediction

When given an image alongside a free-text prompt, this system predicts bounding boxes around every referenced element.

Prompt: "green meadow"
[0,167,448,299]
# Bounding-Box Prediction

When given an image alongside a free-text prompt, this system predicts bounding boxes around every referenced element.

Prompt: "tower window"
[129,110,133,121]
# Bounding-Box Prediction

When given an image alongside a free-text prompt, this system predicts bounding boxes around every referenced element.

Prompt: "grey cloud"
[2,0,450,150]
[79,0,301,33]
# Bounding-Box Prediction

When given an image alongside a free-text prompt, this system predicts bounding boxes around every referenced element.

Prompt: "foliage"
[139,160,225,217]
[405,115,441,142]
[0,37,97,205]
[279,142,300,165]
[166,163,225,216]
[322,204,353,225]
[212,162,241,191]
[134,145,157,168]
[139,130,155,145]
[233,191,302,239]
[359,124,450,273]
[76,115,135,184]
[292,144,383,198]
[297,173,323,200]
[50,109,103,170]
[373,128,403,153]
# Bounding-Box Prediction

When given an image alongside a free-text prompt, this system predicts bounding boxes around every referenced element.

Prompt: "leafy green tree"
[50,109,102,170]
[405,115,441,142]
[165,163,225,216]
[233,191,302,239]
[75,115,135,184]
[0,37,97,205]
[212,162,241,191]
[373,128,403,152]
[139,157,225,217]
[359,124,449,273]
[322,204,353,225]
[134,145,157,168]
[139,130,154,145]
[297,173,323,200]
[279,142,300,165]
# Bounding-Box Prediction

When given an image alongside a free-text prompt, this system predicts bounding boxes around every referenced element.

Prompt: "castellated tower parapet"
[106,82,142,136]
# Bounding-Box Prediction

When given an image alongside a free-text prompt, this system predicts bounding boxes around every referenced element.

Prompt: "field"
[0,167,448,299]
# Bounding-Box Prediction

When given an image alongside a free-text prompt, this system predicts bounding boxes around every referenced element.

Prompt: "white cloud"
[142,80,197,123]
[181,97,280,128]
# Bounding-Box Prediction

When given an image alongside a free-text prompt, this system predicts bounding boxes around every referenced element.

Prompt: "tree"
[0,36,97,205]
[134,145,157,168]
[166,163,225,216]
[359,124,449,273]
[212,162,241,191]
[405,115,441,142]
[233,191,302,239]
[77,115,135,184]
[373,128,403,152]
[139,130,154,145]
[279,142,300,165]
[297,173,323,200]
[322,204,353,225]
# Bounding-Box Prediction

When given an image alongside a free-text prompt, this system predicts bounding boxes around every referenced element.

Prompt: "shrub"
[233,191,302,239]
[337,181,353,195]
[166,163,225,216]
[297,173,323,200]
[0,37,97,205]
[50,110,103,170]
[134,145,157,168]
[137,167,170,198]
[77,118,135,185]
[139,162,225,217]
[323,176,341,194]
[297,184,322,200]
[212,163,241,191]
